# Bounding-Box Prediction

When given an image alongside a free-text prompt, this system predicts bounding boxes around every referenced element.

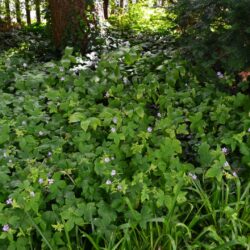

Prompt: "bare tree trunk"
[120,0,124,8]
[15,0,21,24]
[4,0,11,25]
[48,0,93,52]
[25,0,31,25]
[35,0,41,24]
[103,0,109,19]
[0,0,3,23]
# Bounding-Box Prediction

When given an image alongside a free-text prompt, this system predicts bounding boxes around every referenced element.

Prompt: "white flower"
[38,131,44,136]
[112,117,118,124]
[157,112,161,118]
[224,161,230,167]
[2,224,10,232]
[47,152,52,157]
[59,67,64,72]
[38,178,44,184]
[105,92,110,98]
[3,152,7,158]
[48,178,54,185]
[147,127,153,133]
[6,198,12,205]
[111,156,115,160]
[8,159,12,163]
[232,171,238,177]
[22,121,27,126]
[248,128,250,132]
[60,77,65,81]
[30,191,35,197]
[221,147,228,154]
[117,185,122,190]
[111,170,116,176]
[217,71,224,79]
[106,179,112,185]
[111,127,116,133]
[188,172,197,180]
[23,63,27,68]
[123,77,129,85]
[104,157,110,163]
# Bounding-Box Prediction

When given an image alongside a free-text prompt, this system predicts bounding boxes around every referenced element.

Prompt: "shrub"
[173,0,250,71]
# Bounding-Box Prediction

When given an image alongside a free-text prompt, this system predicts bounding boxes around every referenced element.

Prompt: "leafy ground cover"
[0,4,250,250]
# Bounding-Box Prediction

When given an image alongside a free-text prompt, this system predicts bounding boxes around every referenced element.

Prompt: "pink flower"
[6,198,12,205]
[2,224,10,232]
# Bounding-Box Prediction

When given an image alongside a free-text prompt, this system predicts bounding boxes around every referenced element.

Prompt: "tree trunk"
[120,0,124,9]
[25,0,31,25]
[15,0,21,24]
[4,0,11,25]
[0,0,3,23]
[48,0,93,53]
[103,0,109,19]
[35,0,41,24]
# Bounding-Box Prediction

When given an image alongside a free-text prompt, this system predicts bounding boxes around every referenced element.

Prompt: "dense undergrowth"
[0,3,250,250]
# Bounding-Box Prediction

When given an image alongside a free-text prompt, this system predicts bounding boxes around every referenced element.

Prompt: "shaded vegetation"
[0,1,250,249]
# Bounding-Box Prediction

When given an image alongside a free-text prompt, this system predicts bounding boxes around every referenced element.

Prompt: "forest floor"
[0,20,249,249]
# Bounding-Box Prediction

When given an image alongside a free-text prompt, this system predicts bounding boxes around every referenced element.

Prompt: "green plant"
[173,0,250,72]
[0,41,249,249]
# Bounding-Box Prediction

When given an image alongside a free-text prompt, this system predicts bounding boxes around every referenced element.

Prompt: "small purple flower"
[38,178,44,184]
[123,77,129,85]
[232,171,238,178]
[2,224,10,232]
[38,131,44,136]
[6,198,12,205]
[221,147,228,154]
[188,172,197,180]
[104,157,110,163]
[147,127,153,133]
[157,112,161,118]
[217,71,224,79]
[111,127,116,133]
[112,117,118,124]
[111,170,116,176]
[60,77,65,81]
[106,179,112,185]
[47,152,52,157]
[224,161,230,167]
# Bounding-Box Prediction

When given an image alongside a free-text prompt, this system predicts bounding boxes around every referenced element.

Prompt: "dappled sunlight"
[0,0,250,249]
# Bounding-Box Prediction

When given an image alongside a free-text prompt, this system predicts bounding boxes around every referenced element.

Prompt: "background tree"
[35,0,41,24]
[4,0,11,25]
[0,0,3,23]
[103,0,109,19]
[25,0,31,25]
[15,0,22,24]
[120,0,124,9]
[48,0,94,53]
